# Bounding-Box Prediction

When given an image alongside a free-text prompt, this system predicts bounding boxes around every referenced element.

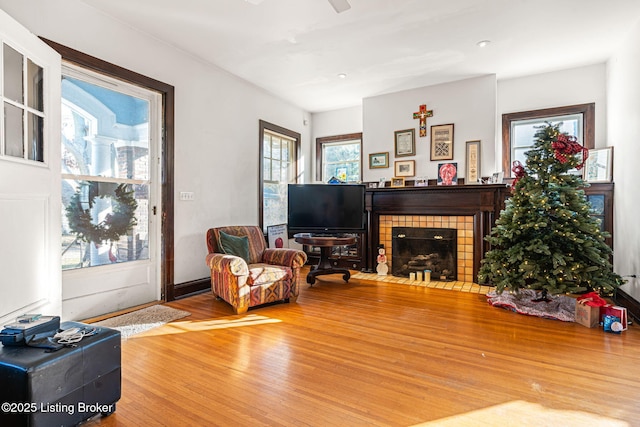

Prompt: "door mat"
[487,289,576,322]
[94,305,191,339]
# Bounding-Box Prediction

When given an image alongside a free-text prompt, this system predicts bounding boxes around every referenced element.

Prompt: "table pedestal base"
[307,246,351,285]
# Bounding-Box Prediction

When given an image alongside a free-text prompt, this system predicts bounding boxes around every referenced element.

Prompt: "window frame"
[315,132,363,182]
[259,120,301,233]
[502,103,594,177]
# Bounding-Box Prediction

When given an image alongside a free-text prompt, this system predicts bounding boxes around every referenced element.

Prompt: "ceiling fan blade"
[328,0,351,13]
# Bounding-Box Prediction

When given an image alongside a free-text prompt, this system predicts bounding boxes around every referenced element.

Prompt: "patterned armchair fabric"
[205,226,307,314]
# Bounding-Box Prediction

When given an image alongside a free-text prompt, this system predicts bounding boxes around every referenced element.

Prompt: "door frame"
[42,38,177,301]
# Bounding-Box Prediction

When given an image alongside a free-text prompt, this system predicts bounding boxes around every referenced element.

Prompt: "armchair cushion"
[218,230,250,262]
[248,263,292,287]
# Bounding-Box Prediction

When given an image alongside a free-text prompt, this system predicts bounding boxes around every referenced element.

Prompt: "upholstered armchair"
[205,226,307,314]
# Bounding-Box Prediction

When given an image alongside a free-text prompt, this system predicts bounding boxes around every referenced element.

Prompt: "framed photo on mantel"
[465,140,481,184]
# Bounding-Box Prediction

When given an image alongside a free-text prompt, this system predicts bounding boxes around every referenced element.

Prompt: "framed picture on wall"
[584,147,613,182]
[465,140,481,184]
[394,159,415,177]
[431,124,454,161]
[394,129,415,157]
[369,152,389,169]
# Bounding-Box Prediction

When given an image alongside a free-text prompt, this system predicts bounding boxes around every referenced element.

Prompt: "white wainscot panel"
[0,197,50,319]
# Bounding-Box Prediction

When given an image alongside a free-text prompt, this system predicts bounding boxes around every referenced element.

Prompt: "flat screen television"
[287,184,366,234]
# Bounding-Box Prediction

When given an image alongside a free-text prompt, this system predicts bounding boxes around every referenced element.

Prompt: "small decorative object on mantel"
[413,104,433,137]
[414,177,428,187]
[391,177,405,187]
[437,162,458,186]
[465,140,481,184]
[491,171,504,184]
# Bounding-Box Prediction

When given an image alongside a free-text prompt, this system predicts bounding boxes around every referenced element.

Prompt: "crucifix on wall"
[413,104,433,137]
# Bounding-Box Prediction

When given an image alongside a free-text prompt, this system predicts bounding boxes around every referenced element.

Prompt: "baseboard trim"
[170,278,210,300]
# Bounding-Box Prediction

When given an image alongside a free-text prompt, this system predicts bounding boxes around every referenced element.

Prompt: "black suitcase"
[0,321,121,426]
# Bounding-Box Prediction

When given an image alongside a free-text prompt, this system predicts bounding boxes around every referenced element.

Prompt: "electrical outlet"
[179,191,195,201]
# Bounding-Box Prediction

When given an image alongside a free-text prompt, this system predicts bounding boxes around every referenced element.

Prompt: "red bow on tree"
[551,134,589,169]
[511,160,525,189]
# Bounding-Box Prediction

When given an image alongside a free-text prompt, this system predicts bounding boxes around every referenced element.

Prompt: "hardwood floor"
[86,272,640,426]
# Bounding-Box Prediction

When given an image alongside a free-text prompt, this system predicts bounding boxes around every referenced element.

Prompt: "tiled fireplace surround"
[365,184,511,284]
[379,215,474,283]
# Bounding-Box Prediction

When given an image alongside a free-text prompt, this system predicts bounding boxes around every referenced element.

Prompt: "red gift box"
[600,304,628,331]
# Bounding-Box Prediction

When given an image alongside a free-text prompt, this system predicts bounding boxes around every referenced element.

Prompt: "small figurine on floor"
[376,247,388,276]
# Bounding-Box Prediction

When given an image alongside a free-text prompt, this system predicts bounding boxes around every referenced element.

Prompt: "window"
[316,133,362,182]
[260,120,300,233]
[502,103,594,177]
[1,42,45,163]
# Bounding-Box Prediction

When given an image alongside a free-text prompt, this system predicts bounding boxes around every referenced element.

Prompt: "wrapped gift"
[575,292,606,328]
[600,304,628,331]
[602,315,624,334]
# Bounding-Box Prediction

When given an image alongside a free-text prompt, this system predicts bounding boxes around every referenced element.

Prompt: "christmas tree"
[478,123,624,296]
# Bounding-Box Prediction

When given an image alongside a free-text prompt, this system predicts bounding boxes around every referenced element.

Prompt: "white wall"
[0,1,310,295]
[607,20,640,298]
[362,75,497,183]
[311,105,363,182]
[498,63,608,153]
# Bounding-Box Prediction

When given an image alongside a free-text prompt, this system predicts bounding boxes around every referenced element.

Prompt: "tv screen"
[287,184,366,234]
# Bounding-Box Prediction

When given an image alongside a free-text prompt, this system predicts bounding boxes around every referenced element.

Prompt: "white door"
[60,64,162,320]
[0,10,62,325]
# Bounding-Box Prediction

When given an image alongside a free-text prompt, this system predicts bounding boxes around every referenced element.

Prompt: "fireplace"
[391,227,457,280]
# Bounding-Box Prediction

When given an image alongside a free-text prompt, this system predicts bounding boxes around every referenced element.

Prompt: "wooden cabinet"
[582,183,614,250]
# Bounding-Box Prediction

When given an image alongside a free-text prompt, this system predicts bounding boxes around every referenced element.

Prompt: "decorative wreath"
[66,182,138,244]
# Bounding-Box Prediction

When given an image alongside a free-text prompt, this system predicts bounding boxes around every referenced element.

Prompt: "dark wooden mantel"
[365,184,511,279]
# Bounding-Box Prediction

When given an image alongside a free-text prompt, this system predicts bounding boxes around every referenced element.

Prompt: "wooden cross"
[413,104,433,137]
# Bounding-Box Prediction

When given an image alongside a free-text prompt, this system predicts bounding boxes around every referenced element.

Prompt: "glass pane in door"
[3,43,23,103]
[4,102,23,158]
[61,76,151,270]
[27,58,43,111]
[27,112,44,162]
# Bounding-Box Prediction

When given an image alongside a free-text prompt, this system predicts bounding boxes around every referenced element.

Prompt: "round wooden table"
[293,233,357,285]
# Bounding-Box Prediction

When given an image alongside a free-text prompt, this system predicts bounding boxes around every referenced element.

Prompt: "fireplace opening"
[392,227,457,280]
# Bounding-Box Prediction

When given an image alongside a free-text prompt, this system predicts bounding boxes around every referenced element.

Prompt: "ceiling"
[81,0,640,113]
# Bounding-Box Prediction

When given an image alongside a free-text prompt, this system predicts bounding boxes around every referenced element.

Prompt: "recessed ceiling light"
[477,40,491,48]
[337,73,347,79]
